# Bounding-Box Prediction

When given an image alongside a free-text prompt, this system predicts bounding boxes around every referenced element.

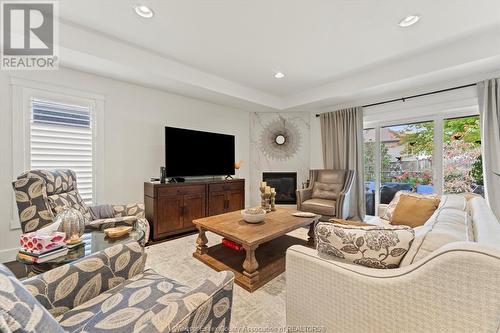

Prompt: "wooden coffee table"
[192,207,319,292]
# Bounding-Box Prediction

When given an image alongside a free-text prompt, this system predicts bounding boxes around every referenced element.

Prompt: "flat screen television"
[165,126,235,177]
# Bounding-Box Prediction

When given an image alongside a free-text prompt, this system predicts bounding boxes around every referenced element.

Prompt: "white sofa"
[286,195,500,333]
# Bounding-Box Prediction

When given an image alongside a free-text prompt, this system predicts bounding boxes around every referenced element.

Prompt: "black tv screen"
[165,127,235,177]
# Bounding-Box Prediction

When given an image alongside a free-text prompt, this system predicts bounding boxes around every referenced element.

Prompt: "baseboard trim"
[0,247,18,264]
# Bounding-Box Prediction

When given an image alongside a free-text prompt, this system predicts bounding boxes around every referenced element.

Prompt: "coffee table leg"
[243,245,259,283]
[307,220,317,247]
[196,227,208,255]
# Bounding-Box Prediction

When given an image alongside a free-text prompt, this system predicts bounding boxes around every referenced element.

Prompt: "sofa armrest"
[138,271,235,333]
[87,215,138,230]
[296,188,313,210]
[378,204,388,218]
[22,241,146,318]
[112,203,145,218]
[87,215,150,244]
[286,243,500,333]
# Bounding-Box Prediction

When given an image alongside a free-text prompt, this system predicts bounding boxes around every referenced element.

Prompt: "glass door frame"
[363,109,478,216]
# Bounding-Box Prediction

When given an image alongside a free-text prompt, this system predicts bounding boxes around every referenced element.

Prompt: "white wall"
[309,112,324,169]
[0,67,251,262]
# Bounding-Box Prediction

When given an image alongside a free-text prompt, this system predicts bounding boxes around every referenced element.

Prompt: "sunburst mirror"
[259,117,301,160]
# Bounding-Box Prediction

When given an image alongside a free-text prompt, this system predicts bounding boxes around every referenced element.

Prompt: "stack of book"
[66,239,84,249]
[221,238,243,251]
[18,246,68,263]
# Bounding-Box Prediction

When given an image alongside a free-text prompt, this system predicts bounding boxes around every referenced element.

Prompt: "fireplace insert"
[262,172,297,204]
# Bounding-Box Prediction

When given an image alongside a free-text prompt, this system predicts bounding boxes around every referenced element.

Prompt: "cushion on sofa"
[18,169,77,195]
[302,198,336,216]
[48,190,94,223]
[312,182,339,200]
[57,269,191,332]
[24,242,146,317]
[390,194,440,227]
[410,208,468,264]
[438,194,468,211]
[316,222,415,269]
[383,191,439,221]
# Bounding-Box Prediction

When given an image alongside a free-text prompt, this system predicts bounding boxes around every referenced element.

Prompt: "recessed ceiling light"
[134,4,154,18]
[398,15,420,27]
[274,72,285,79]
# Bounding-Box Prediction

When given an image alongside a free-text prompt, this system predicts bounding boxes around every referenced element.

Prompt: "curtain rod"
[315,83,476,117]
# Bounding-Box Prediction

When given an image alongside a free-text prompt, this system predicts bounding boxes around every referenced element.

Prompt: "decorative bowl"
[104,226,133,238]
[241,207,266,224]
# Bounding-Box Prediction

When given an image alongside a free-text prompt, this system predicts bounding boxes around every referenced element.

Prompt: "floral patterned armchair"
[12,169,150,242]
[0,242,234,332]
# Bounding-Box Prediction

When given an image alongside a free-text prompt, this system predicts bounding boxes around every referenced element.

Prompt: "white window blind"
[30,98,94,204]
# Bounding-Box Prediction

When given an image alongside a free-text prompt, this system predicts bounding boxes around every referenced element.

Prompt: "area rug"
[145,228,308,329]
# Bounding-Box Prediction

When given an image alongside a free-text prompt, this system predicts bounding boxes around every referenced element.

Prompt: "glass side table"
[17,228,145,275]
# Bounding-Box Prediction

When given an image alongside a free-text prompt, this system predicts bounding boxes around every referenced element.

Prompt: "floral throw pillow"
[316,222,415,269]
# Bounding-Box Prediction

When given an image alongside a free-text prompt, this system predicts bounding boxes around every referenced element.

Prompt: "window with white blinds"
[29,98,94,204]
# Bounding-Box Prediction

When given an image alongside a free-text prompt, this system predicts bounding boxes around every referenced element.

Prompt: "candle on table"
[261,181,267,188]
[270,188,276,194]
[265,186,271,194]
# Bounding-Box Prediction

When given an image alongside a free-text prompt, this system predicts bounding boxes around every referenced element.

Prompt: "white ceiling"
[56,0,500,110]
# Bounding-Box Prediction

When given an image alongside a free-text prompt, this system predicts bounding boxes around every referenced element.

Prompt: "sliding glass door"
[379,121,434,204]
[443,115,483,195]
[364,114,482,216]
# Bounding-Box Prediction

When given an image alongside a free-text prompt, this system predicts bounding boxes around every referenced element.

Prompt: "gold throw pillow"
[390,194,440,227]
[383,191,439,221]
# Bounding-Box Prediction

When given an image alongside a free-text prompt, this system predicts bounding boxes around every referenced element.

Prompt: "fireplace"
[262,172,297,204]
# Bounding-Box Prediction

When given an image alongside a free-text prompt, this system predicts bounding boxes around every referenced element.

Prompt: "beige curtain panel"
[478,78,500,219]
[320,107,365,220]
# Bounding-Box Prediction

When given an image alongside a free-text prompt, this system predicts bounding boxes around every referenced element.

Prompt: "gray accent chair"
[0,242,234,332]
[12,169,150,242]
[296,169,355,220]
